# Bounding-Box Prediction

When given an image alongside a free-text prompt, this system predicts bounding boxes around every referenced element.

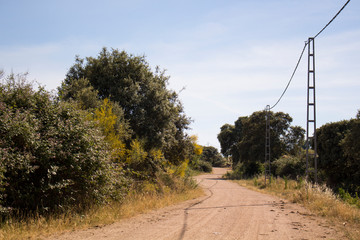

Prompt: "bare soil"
[49,168,346,240]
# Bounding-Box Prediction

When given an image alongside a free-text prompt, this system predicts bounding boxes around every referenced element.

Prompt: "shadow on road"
[189,202,287,210]
[203,177,226,181]
[177,181,218,240]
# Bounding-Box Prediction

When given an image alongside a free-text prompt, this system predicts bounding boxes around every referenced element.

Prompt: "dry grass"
[0,187,204,240]
[234,176,360,239]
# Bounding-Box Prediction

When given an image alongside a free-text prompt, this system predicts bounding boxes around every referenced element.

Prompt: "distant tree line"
[218,110,360,196]
[218,111,304,177]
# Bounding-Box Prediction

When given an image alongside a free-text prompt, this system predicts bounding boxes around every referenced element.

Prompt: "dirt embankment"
[49,168,345,240]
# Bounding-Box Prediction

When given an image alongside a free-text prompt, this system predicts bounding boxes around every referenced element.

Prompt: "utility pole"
[265,105,271,185]
[305,37,318,183]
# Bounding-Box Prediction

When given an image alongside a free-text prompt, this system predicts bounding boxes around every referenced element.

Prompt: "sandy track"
[49,168,345,240]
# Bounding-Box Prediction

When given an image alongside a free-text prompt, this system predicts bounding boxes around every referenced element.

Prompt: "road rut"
[49,168,345,240]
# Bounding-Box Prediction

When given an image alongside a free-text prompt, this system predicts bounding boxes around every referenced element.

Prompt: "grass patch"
[0,181,204,240]
[232,175,360,239]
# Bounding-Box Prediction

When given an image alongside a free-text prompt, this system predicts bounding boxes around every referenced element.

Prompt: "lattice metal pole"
[265,105,271,186]
[306,37,318,183]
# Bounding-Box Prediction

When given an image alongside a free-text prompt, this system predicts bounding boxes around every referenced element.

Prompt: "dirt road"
[50,168,345,240]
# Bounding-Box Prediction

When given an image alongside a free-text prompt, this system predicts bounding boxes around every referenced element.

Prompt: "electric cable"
[314,0,351,39]
[269,42,307,110]
[268,0,351,110]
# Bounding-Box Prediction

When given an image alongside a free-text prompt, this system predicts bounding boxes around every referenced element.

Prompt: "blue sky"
[1,0,359,149]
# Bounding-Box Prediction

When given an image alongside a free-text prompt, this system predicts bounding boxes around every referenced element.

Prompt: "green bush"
[0,74,117,215]
[62,48,191,157]
[200,146,226,167]
[190,159,212,173]
[225,161,264,180]
[338,188,360,208]
[317,118,360,195]
[272,155,306,179]
[198,160,213,173]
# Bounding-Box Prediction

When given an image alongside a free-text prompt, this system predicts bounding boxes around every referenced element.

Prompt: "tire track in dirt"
[178,180,218,240]
[49,168,346,240]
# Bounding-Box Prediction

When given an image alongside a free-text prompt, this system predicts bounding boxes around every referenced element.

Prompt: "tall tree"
[217,124,236,157]
[218,111,303,167]
[317,110,360,193]
[59,48,190,153]
[200,146,224,167]
[342,110,360,162]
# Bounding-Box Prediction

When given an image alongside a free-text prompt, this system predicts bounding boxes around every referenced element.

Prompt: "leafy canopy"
[0,73,114,213]
[60,48,190,152]
[218,111,304,166]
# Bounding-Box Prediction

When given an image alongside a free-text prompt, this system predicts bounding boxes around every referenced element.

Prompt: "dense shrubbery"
[219,111,305,179]
[225,161,264,180]
[338,188,360,208]
[0,49,202,217]
[272,154,306,179]
[59,48,198,180]
[200,146,226,167]
[190,160,213,173]
[59,48,192,165]
[317,116,360,196]
[0,74,123,215]
[220,108,360,200]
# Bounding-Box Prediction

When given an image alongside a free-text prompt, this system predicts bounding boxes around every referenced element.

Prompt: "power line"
[269,0,351,110]
[314,0,351,39]
[270,43,307,110]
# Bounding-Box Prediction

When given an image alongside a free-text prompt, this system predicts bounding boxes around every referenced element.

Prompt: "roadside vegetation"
[0,174,203,240]
[220,108,360,239]
[219,109,360,202]
[232,176,360,239]
[2,45,357,239]
[0,49,223,239]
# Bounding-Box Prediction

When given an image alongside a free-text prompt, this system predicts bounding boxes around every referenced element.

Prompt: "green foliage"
[197,160,213,173]
[253,178,258,187]
[218,111,304,167]
[58,77,100,110]
[0,73,121,215]
[126,139,148,171]
[186,137,214,173]
[284,176,288,190]
[92,98,130,162]
[272,154,306,179]
[0,73,134,217]
[341,115,360,169]
[317,118,360,195]
[217,124,236,157]
[56,48,197,202]
[54,48,199,214]
[0,46,204,225]
[283,126,305,155]
[190,135,203,156]
[317,120,349,173]
[61,48,190,154]
[163,134,194,166]
[188,158,212,173]
[200,146,225,167]
[338,188,360,208]
[173,159,189,178]
[296,177,304,190]
[224,161,264,180]
[124,139,167,180]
